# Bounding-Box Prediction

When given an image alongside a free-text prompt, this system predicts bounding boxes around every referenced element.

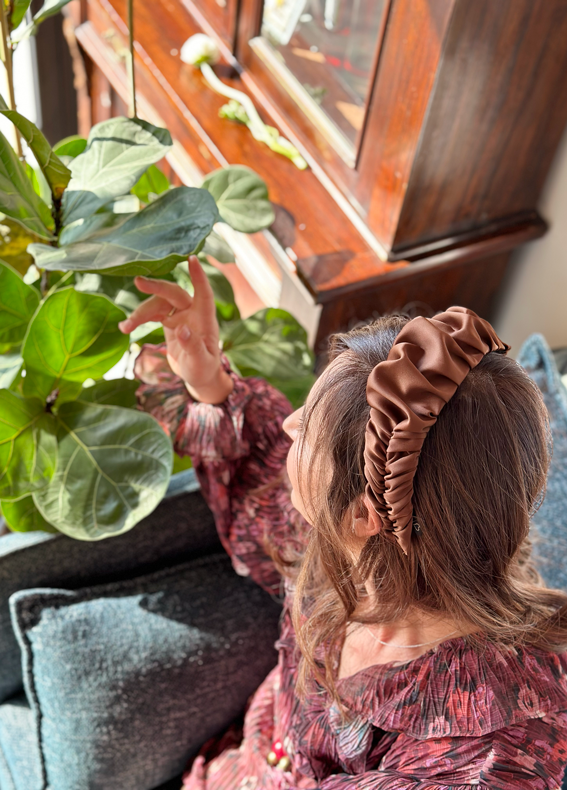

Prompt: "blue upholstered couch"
[0,471,282,790]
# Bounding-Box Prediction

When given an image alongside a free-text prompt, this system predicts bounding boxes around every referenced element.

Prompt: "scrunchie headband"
[364,306,510,555]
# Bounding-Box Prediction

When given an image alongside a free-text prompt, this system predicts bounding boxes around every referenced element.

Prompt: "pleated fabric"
[364,306,510,555]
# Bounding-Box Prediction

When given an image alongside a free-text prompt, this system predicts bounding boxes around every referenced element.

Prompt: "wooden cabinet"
[69,0,567,349]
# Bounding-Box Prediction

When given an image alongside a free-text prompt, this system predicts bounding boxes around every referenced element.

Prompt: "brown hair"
[292,315,567,701]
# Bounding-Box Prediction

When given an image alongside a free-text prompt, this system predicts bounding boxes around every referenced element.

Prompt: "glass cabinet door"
[254,0,389,161]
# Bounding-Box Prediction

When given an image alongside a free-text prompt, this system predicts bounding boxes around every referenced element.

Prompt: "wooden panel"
[392,0,567,251]
[297,212,545,300]
[185,0,240,49]
[33,11,78,144]
[314,251,511,351]
[88,65,114,123]
[360,0,456,246]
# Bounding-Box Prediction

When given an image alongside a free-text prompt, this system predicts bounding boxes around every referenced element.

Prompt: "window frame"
[233,0,393,209]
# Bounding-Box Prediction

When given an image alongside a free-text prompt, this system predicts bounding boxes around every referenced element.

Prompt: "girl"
[120,256,567,790]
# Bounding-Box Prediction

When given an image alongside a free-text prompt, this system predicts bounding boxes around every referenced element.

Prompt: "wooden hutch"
[67,0,567,349]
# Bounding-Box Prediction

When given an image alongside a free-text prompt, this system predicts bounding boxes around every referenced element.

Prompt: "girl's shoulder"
[337,636,567,739]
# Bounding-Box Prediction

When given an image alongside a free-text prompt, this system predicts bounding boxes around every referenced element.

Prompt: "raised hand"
[118,256,233,404]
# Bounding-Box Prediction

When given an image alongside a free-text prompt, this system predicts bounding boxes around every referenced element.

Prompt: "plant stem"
[200,62,307,170]
[201,63,264,139]
[43,270,73,301]
[127,0,137,118]
[0,0,22,157]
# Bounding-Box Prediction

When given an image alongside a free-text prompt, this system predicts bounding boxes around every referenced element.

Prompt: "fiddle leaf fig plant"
[0,109,314,542]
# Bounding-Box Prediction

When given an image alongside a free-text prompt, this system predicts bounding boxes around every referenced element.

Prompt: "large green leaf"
[22,288,128,402]
[11,0,32,29]
[1,495,57,532]
[203,230,236,263]
[33,400,172,540]
[265,373,315,409]
[0,94,71,200]
[74,272,148,314]
[0,128,54,239]
[130,322,165,345]
[0,390,57,500]
[202,166,274,233]
[62,118,172,225]
[0,354,23,389]
[221,308,314,408]
[53,136,87,158]
[78,378,139,408]
[31,187,219,276]
[131,163,170,203]
[58,208,133,247]
[0,259,39,353]
[0,218,37,275]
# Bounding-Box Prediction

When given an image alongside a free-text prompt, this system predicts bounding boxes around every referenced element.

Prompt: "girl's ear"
[352,496,382,538]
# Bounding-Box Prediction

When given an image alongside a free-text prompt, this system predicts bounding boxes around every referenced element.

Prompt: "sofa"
[0,472,282,790]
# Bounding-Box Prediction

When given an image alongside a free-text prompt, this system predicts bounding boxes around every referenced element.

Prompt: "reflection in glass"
[261,0,387,145]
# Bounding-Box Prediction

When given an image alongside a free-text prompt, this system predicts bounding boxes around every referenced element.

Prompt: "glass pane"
[261,0,387,145]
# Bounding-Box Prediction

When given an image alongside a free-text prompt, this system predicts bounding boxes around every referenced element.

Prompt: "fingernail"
[118,320,131,333]
[179,326,191,340]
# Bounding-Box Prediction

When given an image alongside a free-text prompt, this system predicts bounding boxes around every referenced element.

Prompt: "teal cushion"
[0,693,184,790]
[0,487,220,703]
[10,553,281,790]
[0,694,42,790]
[518,334,567,591]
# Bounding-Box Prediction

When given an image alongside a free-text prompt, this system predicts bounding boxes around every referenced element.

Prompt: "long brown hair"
[292,315,567,701]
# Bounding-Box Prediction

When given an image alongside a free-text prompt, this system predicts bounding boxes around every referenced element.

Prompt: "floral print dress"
[135,345,567,790]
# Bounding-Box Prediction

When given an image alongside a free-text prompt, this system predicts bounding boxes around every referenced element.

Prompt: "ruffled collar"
[336,636,567,739]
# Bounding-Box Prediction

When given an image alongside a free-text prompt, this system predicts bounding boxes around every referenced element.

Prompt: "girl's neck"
[337,578,474,679]
[338,613,468,679]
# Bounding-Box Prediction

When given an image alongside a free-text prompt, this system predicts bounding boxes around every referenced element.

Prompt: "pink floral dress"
[135,345,567,790]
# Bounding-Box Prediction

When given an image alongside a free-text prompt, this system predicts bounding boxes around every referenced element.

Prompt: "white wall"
[495,127,567,353]
[0,24,42,153]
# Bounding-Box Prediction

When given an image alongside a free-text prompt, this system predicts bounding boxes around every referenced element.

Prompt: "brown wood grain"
[392,0,567,251]
[314,252,512,351]
[361,0,457,246]
[184,0,239,50]
[76,0,566,347]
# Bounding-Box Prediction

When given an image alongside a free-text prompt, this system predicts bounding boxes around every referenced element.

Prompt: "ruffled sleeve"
[312,711,567,788]
[135,344,309,595]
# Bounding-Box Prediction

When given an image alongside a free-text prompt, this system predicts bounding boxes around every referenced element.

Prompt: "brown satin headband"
[363,306,510,555]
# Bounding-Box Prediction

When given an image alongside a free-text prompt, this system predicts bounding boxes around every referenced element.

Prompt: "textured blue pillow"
[0,487,220,703]
[10,552,281,790]
[518,334,567,591]
[0,693,42,790]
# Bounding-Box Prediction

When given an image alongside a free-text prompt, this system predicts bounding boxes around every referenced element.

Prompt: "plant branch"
[43,270,73,301]
[200,63,307,170]
[127,0,137,118]
[201,63,265,139]
[0,0,22,157]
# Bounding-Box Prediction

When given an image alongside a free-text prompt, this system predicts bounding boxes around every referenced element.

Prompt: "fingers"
[188,256,216,309]
[134,276,193,311]
[118,258,216,336]
[118,295,171,333]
